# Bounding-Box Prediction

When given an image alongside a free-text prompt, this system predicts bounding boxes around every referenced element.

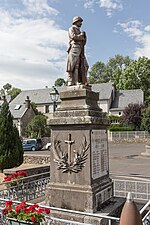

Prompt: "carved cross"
[65,133,75,164]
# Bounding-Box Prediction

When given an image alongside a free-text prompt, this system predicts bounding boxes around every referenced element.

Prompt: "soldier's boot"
[67,72,73,86]
[73,69,79,85]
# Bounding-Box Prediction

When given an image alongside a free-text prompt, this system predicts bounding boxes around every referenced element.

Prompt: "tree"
[54,78,66,87]
[7,87,21,100]
[122,103,145,130]
[107,55,132,88]
[0,83,12,96]
[3,83,12,93]
[25,114,50,138]
[88,55,132,86]
[141,106,150,133]
[118,56,150,102]
[31,102,39,115]
[88,61,109,83]
[0,83,21,100]
[0,102,23,172]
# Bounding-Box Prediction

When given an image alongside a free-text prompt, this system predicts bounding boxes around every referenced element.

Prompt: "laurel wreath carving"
[54,135,90,173]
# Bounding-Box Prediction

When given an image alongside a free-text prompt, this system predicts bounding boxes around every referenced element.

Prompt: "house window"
[14,104,21,110]
[119,112,121,115]
[45,105,49,113]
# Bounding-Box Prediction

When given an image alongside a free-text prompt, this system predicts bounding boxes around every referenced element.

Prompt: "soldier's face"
[75,21,82,27]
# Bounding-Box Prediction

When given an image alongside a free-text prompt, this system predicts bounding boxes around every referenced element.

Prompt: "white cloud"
[0,0,68,90]
[22,0,58,16]
[83,0,95,13]
[118,20,150,58]
[0,56,66,90]
[83,0,123,17]
[98,0,123,17]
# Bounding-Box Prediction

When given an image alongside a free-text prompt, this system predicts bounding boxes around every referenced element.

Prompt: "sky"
[0,0,150,90]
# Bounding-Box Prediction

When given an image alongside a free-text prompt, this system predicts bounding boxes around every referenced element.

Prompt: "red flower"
[29,204,39,212]
[13,173,18,178]
[3,175,12,182]
[37,208,43,214]
[6,200,12,208]
[17,170,27,177]
[31,216,36,222]
[44,208,50,214]
[15,206,21,213]
[3,200,50,222]
[2,209,8,215]
[19,201,26,208]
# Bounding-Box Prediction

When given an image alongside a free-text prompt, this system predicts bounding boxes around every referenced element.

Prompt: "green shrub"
[109,124,134,131]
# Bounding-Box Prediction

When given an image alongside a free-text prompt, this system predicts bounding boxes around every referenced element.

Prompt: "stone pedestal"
[47,85,113,213]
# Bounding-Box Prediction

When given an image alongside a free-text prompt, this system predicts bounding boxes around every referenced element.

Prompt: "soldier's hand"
[80,32,85,40]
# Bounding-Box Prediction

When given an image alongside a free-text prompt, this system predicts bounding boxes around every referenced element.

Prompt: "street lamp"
[50,86,59,112]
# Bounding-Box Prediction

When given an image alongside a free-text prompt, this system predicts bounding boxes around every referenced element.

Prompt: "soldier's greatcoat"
[66,25,88,73]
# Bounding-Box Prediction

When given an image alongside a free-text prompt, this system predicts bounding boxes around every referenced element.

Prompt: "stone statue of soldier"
[66,16,89,86]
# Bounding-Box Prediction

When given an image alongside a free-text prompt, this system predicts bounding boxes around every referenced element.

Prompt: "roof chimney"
[25,96,31,109]
[120,192,143,225]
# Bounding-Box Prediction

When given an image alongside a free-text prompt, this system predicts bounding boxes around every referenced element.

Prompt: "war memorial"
[45,16,124,224]
[0,16,146,225]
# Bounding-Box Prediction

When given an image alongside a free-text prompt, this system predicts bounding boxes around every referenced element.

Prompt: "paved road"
[108,143,150,178]
[24,142,150,178]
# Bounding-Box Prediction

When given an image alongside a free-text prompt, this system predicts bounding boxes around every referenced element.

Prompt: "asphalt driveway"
[108,143,150,178]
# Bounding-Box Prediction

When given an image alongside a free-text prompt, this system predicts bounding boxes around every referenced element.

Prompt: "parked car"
[22,138,43,151]
[45,142,51,150]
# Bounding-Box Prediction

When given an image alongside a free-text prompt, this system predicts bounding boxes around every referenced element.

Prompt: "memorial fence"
[108,131,150,141]
[1,172,150,202]
[0,172,50,202]
[0,198,149,225]
[0,173,150,224]
[113,178,150,201]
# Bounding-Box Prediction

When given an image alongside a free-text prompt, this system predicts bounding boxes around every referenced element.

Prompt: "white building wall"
[99,100,109,113]
[109,110,123,116]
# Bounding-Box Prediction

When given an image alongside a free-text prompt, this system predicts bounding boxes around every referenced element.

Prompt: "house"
[9,96,35,137]
[109,89,144,116]
[10,83,144,118]
[9,86,66,116]
[92,83,116,113]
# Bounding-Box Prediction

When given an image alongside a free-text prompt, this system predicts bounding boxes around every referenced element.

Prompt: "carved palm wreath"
[54,134,90,173]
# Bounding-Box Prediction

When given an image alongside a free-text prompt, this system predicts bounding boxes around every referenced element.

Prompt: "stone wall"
[4,155,50,182]
[23,154,50,165]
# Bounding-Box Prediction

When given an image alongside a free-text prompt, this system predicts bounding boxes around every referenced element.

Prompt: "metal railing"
[0,198,149,225]
[0,173,150,224]
[1,172,150,204]
[140,200,150,225]
[0,198,120,225]
[0,172,50,201]
[108,131,150,141]
[113,179,150,201]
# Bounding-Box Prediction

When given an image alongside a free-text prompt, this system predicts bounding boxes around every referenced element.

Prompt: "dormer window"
[14,104,21,110]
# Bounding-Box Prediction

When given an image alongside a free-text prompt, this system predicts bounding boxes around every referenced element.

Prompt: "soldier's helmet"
[72,16,83,24]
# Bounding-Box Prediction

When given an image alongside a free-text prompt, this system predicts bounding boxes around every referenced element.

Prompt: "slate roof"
[92,83,114,100]
[0,97,28,119]
[10,83,114,105]
[10,84,144,114]
[9,102,28,119]
[10,87,65,105]
[110,89,143,111]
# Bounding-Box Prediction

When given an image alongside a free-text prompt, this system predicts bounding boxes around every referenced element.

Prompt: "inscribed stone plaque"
[96,187,113,209]
[91,130,108,179]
